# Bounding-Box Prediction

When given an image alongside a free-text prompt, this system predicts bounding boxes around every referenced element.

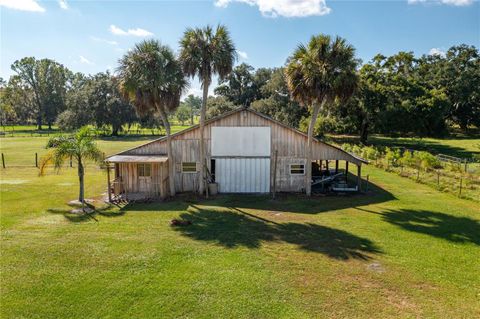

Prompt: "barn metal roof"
[106,155,168,163]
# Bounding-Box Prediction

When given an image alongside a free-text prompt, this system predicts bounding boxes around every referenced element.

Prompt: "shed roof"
[106,155,168,163]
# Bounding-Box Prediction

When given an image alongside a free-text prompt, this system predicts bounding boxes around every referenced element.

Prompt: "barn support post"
[345,161,349,183]
[357,164,362,192]
[272,150,278,199]
[106,163,112,202]
[326,160,329,171]
[335,160,339,174]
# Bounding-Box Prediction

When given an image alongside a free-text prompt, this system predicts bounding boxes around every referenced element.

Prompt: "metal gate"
[215,158,270,193]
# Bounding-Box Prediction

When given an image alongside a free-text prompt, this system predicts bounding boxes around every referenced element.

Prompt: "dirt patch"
[367,262,385,273]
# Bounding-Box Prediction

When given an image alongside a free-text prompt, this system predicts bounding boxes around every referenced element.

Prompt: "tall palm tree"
[179,25,236,195]
[285,34,358,196]
[40,127,103,210]
[117,40,186,196]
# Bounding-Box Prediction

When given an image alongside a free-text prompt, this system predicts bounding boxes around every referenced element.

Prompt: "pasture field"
[329,134,480,159]
[1,136,479,318]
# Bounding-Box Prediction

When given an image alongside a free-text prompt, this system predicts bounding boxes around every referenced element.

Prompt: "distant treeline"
[0,44,478,141]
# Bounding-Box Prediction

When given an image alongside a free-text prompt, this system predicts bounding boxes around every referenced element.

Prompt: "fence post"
[464,159,467,173]
[459,177,463,197]
[70,155,73,167]
[1,153,5,168]
[416,168,420,182]
[35,153,38,168]
[436,171,440,188]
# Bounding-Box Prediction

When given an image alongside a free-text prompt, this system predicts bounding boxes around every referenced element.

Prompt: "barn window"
[137,163,151,177]
[290,164,305,175]
[182,162,197,173]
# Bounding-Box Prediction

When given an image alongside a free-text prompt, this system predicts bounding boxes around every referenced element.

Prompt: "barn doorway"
[214,158,270,193]
[211,126,271,193]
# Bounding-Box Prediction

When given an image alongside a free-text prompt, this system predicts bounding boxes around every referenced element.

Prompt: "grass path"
[1,161,479,318]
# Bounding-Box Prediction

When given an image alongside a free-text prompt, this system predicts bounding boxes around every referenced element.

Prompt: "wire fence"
[375,160,480,203]
[0,128,168,138]
[0,123,191,138]
[0,152,108,169]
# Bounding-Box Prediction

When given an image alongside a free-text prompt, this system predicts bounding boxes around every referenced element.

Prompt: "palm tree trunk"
[306,101,324,196]
[198,84,208,196]
[77,158,85,204]
[158,107,176,197]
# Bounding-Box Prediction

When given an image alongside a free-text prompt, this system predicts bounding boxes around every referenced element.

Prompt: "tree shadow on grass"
[380,209,480,245]
[120,179,396,216]
[213,178,395,215]
[174,205,382,260]
[46,204,126,223]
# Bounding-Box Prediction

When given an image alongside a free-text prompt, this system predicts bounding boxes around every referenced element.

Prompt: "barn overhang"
[105,155,168,163]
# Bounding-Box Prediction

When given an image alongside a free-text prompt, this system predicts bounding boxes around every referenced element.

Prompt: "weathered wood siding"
[120,109,363,193]
[115,162,169,198]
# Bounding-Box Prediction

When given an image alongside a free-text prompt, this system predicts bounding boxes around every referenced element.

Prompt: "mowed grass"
[1,137,480,318]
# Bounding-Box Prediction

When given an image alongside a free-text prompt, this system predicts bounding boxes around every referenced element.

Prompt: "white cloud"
[408,0,473,6]
[58,0,68,9]
[109,25,154,37]
[429,48,446,57]
[0,0,45,12]
[90,36,118,46]
[79,56,93,65]
[237,50,248,60]
[214,0,331,17]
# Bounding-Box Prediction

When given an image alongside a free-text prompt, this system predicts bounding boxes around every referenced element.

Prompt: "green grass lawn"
[0,136,158,166]
[1,137,479,318]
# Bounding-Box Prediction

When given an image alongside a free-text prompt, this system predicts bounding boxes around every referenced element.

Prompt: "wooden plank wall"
[122,110,362,193]
[116,162,168,198]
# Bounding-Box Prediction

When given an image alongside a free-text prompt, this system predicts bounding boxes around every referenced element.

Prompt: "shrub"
[414,151,441,171]
[400,150,416,168]
[361,146,381,162]
[385,147,401,167]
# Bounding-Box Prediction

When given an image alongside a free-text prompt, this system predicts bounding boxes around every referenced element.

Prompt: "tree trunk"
[112,125,119,136]
[37,113,42,130]
[305,101,323,197]
[198,84,208,195]
[360,120,369,144]
[158,107,176,197]
[191,107,194,125]
[78,158,84,204]
[48,122,52,130]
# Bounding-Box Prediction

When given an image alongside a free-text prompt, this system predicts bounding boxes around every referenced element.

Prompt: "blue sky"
[1,0,479,96]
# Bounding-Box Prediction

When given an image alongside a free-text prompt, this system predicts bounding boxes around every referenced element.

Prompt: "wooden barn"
[105,108,367,200]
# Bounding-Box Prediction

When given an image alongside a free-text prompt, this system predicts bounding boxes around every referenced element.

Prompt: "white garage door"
[215,158,270,193]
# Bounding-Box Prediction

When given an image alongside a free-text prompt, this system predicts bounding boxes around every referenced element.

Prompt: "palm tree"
[40,127,103,210]
[117,40,186,196]
[179,25,236,195]
[285,34,358,196]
